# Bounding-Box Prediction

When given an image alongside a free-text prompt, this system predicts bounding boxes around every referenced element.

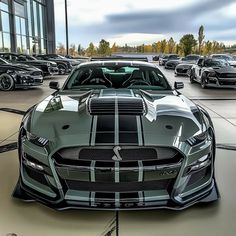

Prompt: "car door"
[195,58,204,81]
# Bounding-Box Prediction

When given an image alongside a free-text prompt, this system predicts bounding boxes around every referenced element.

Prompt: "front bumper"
[206,76,236,88]
[15,74,43,88]
[13,137,220,211]
[175,68,191,76]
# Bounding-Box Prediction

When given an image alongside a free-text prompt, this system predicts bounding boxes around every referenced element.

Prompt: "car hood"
[28,89,205,149]
[8,63,41,71]
[212,66,236,73]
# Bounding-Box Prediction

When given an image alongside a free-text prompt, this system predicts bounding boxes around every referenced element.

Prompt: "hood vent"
[88,97,145,115]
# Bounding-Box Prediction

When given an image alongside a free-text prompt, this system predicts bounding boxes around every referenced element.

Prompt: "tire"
[201,73,208,89]
[189,70,195,84]
[0,73,15,91]
[58,64,67,75]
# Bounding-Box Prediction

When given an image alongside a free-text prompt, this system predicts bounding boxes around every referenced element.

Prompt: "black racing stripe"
[119,116,138,144]
[89,116,94,145]
[140,116,145,146]
[95,115,115,144]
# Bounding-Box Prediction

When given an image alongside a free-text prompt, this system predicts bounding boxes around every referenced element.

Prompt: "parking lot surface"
[0,66,236,236]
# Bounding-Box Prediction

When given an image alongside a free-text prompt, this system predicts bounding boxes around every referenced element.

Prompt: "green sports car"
[13,60,219,210]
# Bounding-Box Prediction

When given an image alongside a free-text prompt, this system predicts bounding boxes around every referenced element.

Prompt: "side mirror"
[49,81,60,90]
[174,81,184,90]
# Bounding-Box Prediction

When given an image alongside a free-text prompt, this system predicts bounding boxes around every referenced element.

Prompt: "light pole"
[65,0,69,55]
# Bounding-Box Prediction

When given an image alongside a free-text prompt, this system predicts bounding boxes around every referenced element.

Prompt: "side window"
[197,59,204,66]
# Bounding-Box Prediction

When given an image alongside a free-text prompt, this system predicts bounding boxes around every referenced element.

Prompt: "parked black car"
[190,58,236,88]
[18,54,59,75]
[0,58,43,91]
[35,54,84,74]
[165,55,200,70]
[0,53,57,77]
[159,54,179,66]
[210,54,236,68]
[174,55,201,76]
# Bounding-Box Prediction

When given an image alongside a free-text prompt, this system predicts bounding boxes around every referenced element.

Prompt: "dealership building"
[0,0,55,54]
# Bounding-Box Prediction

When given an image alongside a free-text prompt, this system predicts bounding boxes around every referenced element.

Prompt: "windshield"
[205,59,229,67]
[64,65,171,91]
[57,55,66,59]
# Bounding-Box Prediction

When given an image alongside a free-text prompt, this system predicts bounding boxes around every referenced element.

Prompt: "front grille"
[31,71,43,76]
[53,148,182,197]
[57,146,178,161]
[176,68,187,73]
[66,179,172,192]
[218,73,236,78]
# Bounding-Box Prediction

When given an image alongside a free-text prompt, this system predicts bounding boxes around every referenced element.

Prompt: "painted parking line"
[0,108,26,115]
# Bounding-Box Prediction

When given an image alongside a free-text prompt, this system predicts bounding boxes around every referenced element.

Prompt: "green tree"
[167,37,176,53]
[198,25,205,54]
[179,34,197,56]
[160,39,167,53]
[98,39,110,55]
[204,40,212,55]
[77,44,82,55]
[86,42,96,56]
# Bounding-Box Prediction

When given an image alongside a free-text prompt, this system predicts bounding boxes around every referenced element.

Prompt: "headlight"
[208,71,216,77]
[47,62,51,67]
[187,130,211,146]
[26,131,48,147]
[15,70,29,75]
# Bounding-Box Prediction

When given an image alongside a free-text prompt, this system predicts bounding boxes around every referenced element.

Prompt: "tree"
[111,43,118,54]
[86,42,96,56]
[57,43,66,55]
[179,34,197,56]
[69,44,76,56]
[160,39,167,53]
[77,44,82,55]
[167,37,176,53]
[204,40,212,55]
[198,25,205,54]
[97,39,110,55]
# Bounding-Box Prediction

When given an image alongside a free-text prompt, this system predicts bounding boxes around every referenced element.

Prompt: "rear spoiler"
[90,57,148,62]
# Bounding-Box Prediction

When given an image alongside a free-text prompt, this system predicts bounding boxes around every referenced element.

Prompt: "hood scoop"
[88,97,145,115]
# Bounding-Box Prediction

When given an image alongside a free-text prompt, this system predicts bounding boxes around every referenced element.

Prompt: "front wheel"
[58,64,67,75]
[201,73,208,89]
[189,70,195,84]
[0,73,15,91]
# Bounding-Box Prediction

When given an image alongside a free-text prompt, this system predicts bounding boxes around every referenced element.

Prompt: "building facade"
[0,0,55,54]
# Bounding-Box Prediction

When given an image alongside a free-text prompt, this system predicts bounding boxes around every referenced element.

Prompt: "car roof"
[78,60,157,68]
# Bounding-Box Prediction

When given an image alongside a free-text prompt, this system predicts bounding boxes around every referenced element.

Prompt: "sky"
[54,0,236,48]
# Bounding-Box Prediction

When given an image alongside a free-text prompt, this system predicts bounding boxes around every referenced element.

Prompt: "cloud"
[55,0,236,46]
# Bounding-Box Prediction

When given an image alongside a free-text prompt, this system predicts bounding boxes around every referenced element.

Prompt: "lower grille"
[66,179,172,192]
[176,68,188,73]
[24,164,48,186]
[186,166,210,187]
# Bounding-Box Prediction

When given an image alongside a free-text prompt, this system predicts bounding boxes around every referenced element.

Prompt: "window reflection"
[3,33,10,52]
[2,11,10,32]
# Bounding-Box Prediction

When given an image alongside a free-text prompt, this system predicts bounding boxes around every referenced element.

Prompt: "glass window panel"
[16,35,22,53]
[3,32,10,52]
[0,32,3,51]
[14,1,25,17]
[21,18,26,35]
[39,4,43,38]
[0,2,8,12]
[33,1,38,36]
[27,0,32,36]
[2,11,10,32]
[22,36,27,53]
[15,16,21,34]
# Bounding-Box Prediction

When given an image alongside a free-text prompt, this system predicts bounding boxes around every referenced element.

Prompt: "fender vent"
[88,97,145,115]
